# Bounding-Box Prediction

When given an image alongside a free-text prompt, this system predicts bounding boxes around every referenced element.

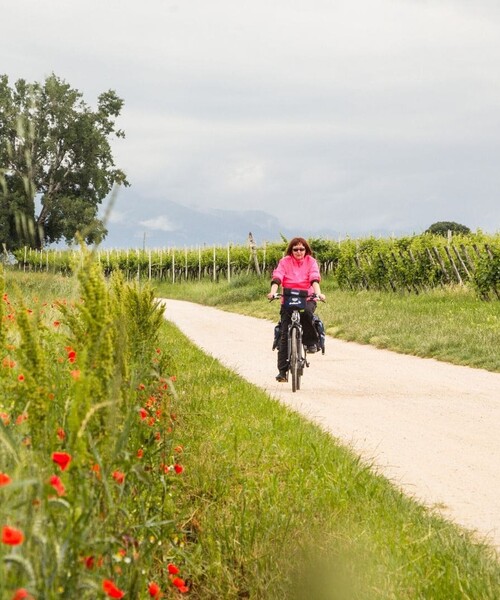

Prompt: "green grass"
[165,318,500,599]
[4,270,500,598]
[155,276,500,372]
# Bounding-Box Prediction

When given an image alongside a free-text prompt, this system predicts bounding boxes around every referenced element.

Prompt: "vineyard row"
[9,233,500,299]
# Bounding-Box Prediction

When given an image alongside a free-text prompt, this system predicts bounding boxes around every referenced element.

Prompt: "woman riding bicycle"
[266,237,326,382]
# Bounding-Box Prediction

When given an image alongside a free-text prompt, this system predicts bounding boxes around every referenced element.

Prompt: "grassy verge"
[166,318,500,599]
[155,276,500,372]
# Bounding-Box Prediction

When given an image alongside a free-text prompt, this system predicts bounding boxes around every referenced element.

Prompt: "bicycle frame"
[287,308,309,392]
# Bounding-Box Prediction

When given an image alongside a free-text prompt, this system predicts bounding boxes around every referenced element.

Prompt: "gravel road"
[162,299,500,550]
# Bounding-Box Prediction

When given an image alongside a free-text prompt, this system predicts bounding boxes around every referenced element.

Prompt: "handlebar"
[268,293,325,302]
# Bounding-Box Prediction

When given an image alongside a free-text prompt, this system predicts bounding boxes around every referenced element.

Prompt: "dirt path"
[161,299,500,550]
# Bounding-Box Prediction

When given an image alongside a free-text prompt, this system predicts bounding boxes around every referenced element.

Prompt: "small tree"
[425,221,471,236]
[0,73,129,249]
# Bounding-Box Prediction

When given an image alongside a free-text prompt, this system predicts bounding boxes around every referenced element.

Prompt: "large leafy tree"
[425,221,471,236]
[0,73,129,249]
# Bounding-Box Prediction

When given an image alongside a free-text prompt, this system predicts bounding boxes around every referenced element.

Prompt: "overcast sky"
[3,0,500,245]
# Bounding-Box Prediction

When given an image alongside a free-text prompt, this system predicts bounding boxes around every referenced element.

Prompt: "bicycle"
[270,289,324,392]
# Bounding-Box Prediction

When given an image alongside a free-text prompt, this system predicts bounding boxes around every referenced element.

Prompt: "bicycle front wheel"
[290,328,300,392]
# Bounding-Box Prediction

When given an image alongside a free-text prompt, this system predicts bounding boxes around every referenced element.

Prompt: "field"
[1,265,500,599]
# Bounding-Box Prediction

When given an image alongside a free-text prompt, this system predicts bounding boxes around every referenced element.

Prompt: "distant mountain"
[101,198,341,248]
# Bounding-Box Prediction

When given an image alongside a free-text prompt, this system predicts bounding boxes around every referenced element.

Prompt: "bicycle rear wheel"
[290,328,300,392]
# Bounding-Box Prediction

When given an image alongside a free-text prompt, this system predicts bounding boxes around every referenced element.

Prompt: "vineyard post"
[198,247,201,280]
[213,246,216,282]
[263,241,266,273]
[432,247,450,283]
[460,244,476,273]
[172,251,175,284]
[452,245,471,279]
[248,232,261,276]
[444,246,462,284]
[227,243,231,283]
[185,247,188,280]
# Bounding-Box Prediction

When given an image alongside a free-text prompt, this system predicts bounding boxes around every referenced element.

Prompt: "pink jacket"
[272,254,321,298]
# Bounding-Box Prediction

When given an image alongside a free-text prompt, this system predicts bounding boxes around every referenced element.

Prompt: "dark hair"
[286,237,313,256]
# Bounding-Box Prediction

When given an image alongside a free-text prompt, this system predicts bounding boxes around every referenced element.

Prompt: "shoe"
[307,345,317,353]
[276,371,287,382]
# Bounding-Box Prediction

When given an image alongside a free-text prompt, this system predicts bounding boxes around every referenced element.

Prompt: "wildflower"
[112,470,125,484]
[137,448,144,459]
[48,475,66,496]
[174,464,183,475]
[139,408,148,420]
[170,375,177,382]
[70,369,81,380]
[83,555,95,569]
[53,320,60,327]
[138,383,145,390]
[167,564,179,575]
[102,579,125,598]
[56,427,66,440]
[174,445,183,454]
[52,451,72,471]
[2,357,15,368]
[2,526,24,545]
[15,413,28,425]
[17,374,25,382]
[0,412,10,425]
[11,589,34,600]
[171,577,189,593]
[0,472,12,486]
[148,582,162,597]
[66,348,77,363]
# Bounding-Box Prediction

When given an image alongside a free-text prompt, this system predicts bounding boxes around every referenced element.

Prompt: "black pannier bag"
[272,322,281,350]
[312,315,326,354]
[282,288,308,310]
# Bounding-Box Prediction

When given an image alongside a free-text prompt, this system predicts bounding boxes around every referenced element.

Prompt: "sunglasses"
[292,247,306,252]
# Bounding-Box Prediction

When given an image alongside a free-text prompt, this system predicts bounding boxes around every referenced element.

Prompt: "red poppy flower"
[0,472,11,486]
[167,564,179,575]
[171,577,189,593]
[52,451,72,471]
[17,374,25,382]
[103,579,125,598]
[148,582,161,597]
[15,413,28,425]
[53,320,60,327]
[11,589,34,600]
[173,464,183,474]
[2,526,24,545]
[70,369,81,380]
[112,470,125,484]
[137,448,144,459]
[139,408,148,420]
[48,475,66,496]
[56,427,66,440]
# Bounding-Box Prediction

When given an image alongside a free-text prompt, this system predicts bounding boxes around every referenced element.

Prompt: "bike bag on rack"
[283,288,308,309]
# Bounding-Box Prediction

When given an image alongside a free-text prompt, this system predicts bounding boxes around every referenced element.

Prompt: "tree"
[425,221,471,236]
[0,73,129,249]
